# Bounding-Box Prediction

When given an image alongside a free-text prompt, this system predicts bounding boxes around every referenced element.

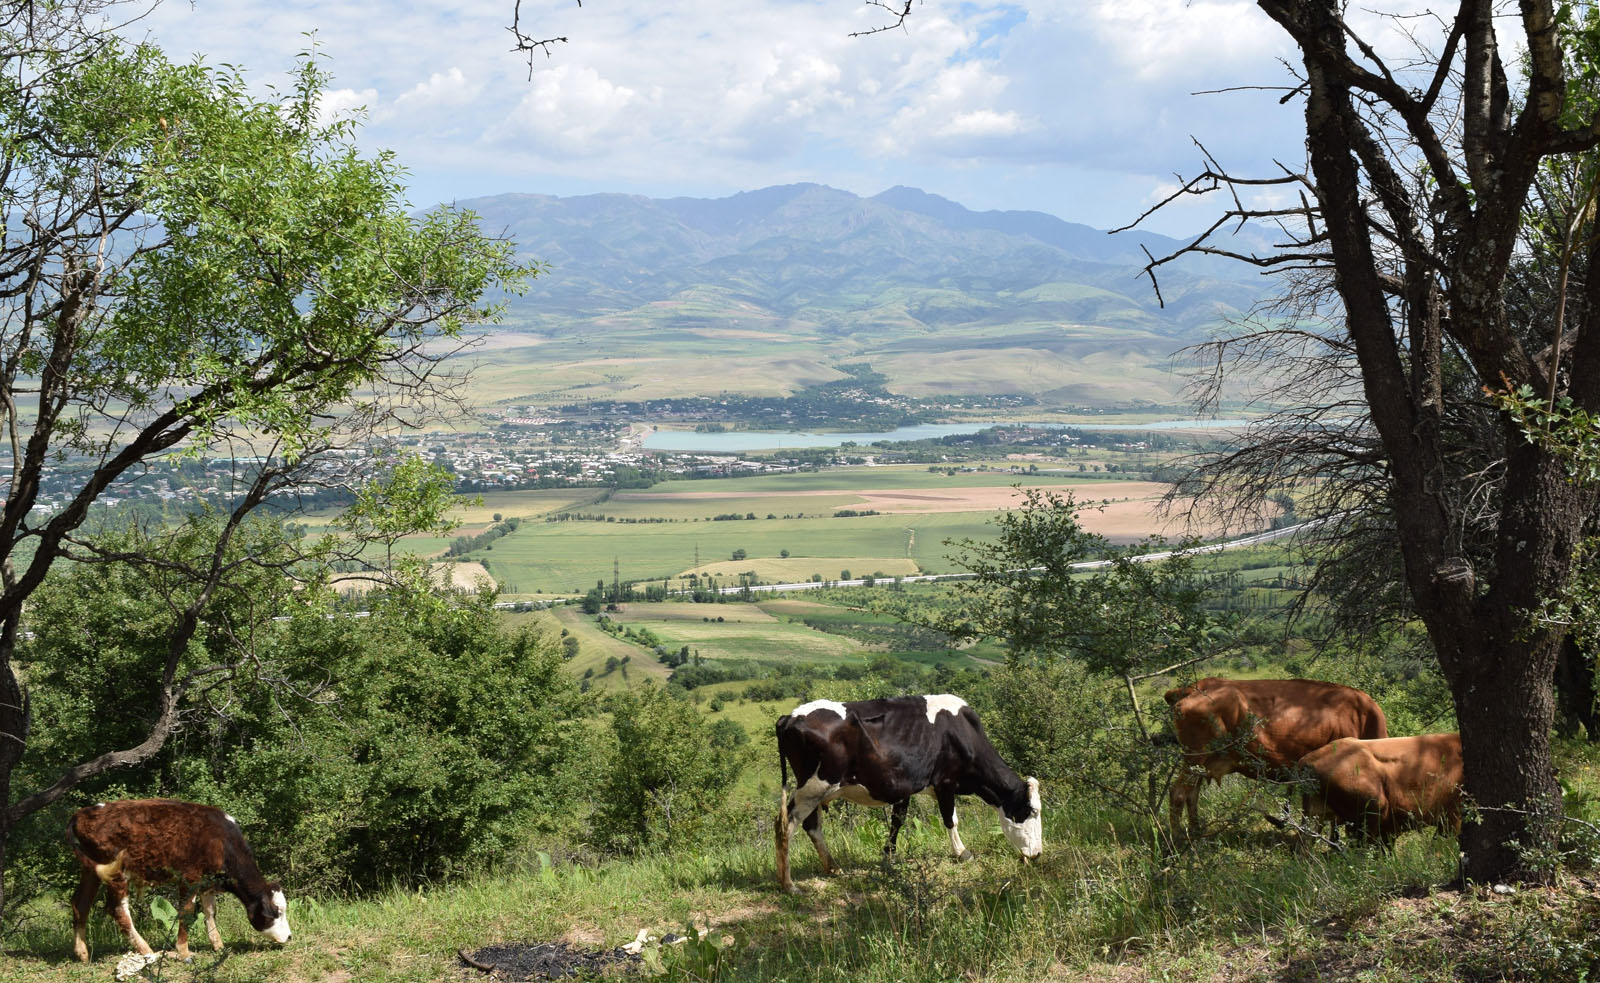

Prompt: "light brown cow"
[1299,733,1463,842]
[1164,677,1388,836]
[68,799,291,962]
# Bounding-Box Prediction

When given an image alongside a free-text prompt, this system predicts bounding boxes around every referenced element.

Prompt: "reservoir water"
[641,419,1251,452]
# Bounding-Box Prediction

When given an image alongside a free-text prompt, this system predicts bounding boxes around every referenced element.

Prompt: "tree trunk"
[1415,438,1593,884]
[1449,633,1564,882]
[0,656,21,926]
[0,818,8,931]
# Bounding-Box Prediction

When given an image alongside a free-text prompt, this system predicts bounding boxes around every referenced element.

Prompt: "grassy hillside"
[12,752,1598,982]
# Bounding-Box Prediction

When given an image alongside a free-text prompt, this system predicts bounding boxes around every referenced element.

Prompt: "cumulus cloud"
[316,86,377,126]
[396,67,483,114]
[135,0,1315,233]
[488,64,643,157]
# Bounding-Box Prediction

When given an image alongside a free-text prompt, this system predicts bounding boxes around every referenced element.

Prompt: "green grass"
[11,781,1534,983]
[620,615,869,666]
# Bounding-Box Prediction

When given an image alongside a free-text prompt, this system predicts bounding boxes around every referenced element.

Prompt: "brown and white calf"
[775,695,1042,893]
[69,798,292,962]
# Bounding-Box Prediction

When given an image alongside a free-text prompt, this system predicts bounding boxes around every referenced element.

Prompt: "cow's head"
[245,883,292,944]
[999,776,1042,858]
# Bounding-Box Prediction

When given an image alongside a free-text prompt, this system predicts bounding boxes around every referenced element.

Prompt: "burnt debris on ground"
[458,941,642,980]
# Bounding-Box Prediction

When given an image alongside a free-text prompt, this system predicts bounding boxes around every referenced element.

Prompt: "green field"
[468,511,1010,592]
[458,467,1161,592]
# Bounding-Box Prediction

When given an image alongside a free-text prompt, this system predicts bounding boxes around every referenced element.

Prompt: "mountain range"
[462,183,1273,340]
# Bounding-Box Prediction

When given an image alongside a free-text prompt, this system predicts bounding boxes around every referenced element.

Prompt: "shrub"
[588,687,746,853]
[18,555,593,894]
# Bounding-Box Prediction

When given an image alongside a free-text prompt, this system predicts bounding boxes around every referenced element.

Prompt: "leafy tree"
[934,490,1229,818]
[0,7,529,915]
[937,490,1222,679]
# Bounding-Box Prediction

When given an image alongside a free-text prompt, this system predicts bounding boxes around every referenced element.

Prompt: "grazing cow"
[68,799,291,962]
[774,694,1041,894]
[1299,733,1463,843]
[1164,677,1388,836]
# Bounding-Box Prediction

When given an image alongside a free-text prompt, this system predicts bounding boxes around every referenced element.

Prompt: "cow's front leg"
[1170,771,1202,838]
[883,800,909,859]
[936,788,972,862]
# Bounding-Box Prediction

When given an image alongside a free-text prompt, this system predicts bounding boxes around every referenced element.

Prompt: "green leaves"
[935,488,1227,676]
[9,35,533,461]
[1488,382,1600,484]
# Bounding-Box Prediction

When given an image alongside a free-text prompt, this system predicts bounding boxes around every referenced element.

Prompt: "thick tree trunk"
[1449,634,1564,881]
[0,819,8,929]
[1417,436,1593,883]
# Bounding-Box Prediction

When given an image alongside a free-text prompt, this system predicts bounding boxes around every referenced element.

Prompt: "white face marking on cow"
[791,699,848,719]
[923,694,968,724]
[261,890,292,944]
[1000,777,1044,858]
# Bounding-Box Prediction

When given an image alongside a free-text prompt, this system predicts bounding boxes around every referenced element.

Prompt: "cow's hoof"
[957,850,974,863]
[781,884,802,896]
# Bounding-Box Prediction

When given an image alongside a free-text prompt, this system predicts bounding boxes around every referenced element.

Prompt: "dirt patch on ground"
[330,562,496,596]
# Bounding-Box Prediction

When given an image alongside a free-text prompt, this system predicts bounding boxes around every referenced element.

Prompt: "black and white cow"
[774,694,1041,893]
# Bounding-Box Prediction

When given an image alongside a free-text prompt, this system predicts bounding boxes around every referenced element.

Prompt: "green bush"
[588,687,747,853]
[17,547,593,894]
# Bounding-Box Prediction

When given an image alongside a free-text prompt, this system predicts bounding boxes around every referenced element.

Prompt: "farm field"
[447,316,1194,410]
[459,468,1226,594]
[470,512,992,593]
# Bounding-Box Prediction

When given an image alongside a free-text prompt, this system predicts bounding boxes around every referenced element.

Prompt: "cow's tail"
[776,715,791,792]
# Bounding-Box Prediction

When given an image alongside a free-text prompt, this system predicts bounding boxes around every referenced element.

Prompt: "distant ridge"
[457,183,1269,339]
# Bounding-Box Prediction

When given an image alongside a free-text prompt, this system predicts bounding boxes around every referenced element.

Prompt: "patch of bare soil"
[458,940,644,980]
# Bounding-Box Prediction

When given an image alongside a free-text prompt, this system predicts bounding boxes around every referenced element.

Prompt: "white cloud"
[133,0,1310,234]
[395,67,482,114]
[488,64,642,157]
[316,86,377,126]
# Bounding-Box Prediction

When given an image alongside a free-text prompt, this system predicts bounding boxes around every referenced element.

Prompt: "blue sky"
[133,0,1307,236]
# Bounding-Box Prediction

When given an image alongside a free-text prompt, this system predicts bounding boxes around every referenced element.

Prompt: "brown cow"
[1299,733,1463,842]
[1164,677,1388,836]
[68,799,291,962]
